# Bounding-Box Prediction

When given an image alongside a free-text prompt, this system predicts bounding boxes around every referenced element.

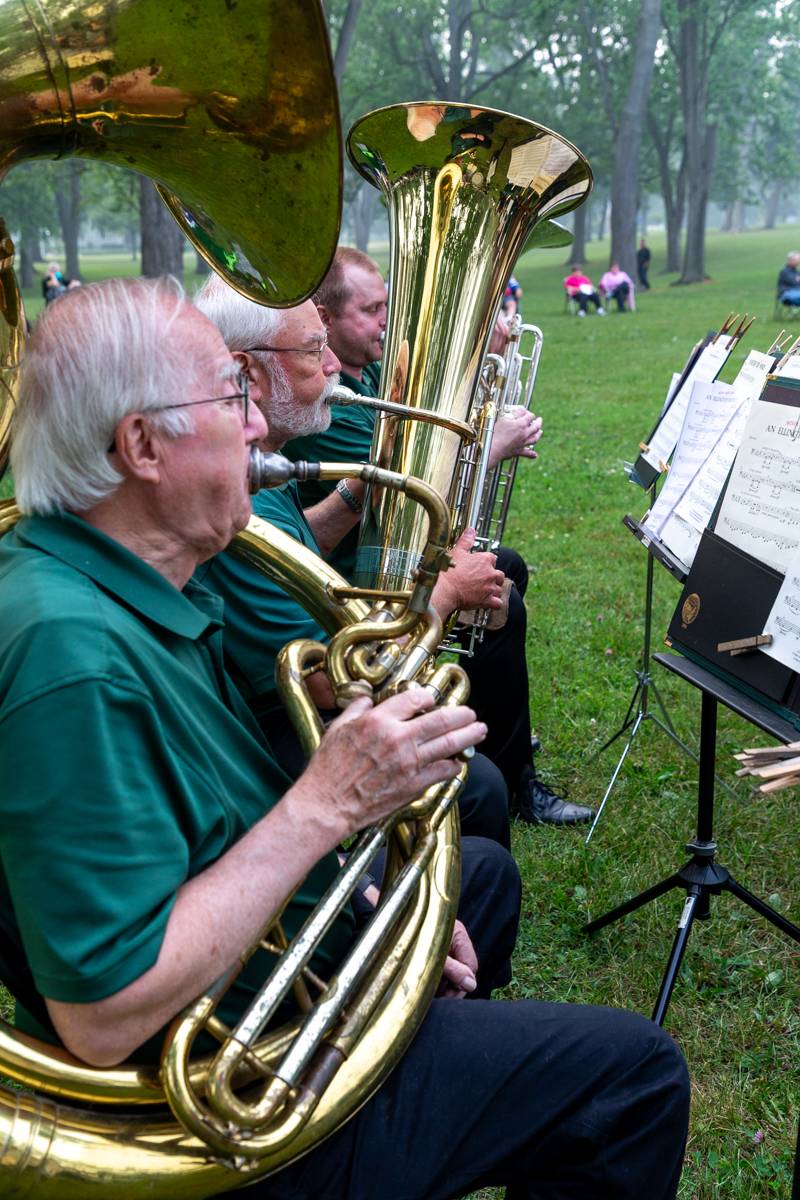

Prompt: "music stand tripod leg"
[583,870,683,935]
[651,886,703,1026]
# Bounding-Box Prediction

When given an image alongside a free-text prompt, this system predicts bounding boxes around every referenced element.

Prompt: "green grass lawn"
[501,225,800,1199]
[3,226,800,1196]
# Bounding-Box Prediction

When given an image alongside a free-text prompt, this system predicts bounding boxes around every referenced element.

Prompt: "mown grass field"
[5,227,800,1197]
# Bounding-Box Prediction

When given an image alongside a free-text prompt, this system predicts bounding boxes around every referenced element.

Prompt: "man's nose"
[323,344,341,376]
[246,400,268,441]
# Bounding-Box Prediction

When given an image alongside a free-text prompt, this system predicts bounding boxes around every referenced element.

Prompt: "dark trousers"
[262,707,510,849]
[607,281,630,311]
[462,547,533,795]
[226,993,689,1200]
[576,289,602,313]
[637,265,650,289]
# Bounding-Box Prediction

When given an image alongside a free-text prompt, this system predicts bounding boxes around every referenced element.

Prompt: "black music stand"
[585,652,800,1025]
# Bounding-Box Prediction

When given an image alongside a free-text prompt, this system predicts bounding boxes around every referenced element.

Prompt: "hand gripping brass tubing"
[0,448,466,1194]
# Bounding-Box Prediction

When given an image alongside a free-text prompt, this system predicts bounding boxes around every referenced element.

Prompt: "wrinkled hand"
[298,689,486,838]
[433,527,505,616]
[438,920,478,998]
[487,408,543,469]
[488,313,511,356]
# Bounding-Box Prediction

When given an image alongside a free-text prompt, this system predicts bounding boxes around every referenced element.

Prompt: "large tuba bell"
[344,101,592,591]
[0,0,343,472]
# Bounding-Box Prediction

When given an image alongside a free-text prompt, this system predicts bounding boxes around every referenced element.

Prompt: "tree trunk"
[639,192,649,236]
[350,183,378,252]
[195,249,210,277]
[54,161,82,281]
[764,182,781,230]
[676,4,715,284]
[648,111,682,272]
[720,201,733,232]
[18,239,34,289]
[608,0,662,275]
[569,201,588,264]
[333,0,365,81]
[595,194,608,240]
[139,177,184,280]
[731,198,745,232]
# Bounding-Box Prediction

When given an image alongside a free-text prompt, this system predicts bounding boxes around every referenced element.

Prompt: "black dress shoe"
[511,776,594,826]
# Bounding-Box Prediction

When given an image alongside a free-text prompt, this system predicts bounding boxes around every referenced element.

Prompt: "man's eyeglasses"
[107,372,250,452]
[243,337,329,364]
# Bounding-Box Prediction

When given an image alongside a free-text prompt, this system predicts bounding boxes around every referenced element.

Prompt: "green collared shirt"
[197,482,327,717]
[0,513,353,1054]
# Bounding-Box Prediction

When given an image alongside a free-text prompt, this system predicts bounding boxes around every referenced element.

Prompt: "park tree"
[577,0,662,277]
[139,177,185,282]
[0,164,55,288]
[664,0,757,284]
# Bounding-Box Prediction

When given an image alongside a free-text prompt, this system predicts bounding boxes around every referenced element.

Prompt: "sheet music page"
[715,399,800,572]
[641,338,732,472]
[775,352,800,381]
[661,372,681,417]
[763,548,800,669]
[643,380,740,538]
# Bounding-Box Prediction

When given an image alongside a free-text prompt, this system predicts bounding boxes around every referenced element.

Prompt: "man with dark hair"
[636,239,651,290]
[285,249,594,827]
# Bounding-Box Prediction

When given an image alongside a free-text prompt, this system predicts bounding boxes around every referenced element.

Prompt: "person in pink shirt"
[563,266,604,316]
[599,263,635,312]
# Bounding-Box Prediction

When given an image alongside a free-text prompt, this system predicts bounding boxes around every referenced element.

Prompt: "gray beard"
[265,360,338,448]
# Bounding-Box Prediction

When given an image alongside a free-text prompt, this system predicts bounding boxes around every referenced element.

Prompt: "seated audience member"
[600,263,634,313]
[563,266,605,316]
[777,251,800,307]
[0,274,691,1200]
[283,248,593,826]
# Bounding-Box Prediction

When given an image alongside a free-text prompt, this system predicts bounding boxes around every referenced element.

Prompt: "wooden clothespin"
[775,335,800,373]
[713,313,737,344]
[639,442,651,453]
[767,330,790,355]
[716,633,773,656]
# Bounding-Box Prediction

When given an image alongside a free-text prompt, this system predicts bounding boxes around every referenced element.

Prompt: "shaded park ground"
[6,224,800,1197]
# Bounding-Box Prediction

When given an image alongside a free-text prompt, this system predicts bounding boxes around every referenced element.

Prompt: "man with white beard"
[195,275,514,852]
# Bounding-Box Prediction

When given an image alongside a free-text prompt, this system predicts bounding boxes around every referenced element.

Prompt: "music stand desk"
[585,651,800,1026]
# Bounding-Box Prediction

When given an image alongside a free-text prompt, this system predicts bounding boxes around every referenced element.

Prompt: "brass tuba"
[344,101,592,592]
[0,3,470,1194]
[0,446,468,1193]
[0,0,343,471]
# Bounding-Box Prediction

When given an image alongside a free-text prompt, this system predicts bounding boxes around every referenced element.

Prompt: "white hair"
[13,276,201,516]
[194,273,287,350]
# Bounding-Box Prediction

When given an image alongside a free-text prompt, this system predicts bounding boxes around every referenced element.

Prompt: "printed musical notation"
[764,563,800,671]
[640,339,733,474]
[717,398,800,573]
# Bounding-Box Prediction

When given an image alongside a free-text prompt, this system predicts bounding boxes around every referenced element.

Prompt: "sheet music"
[643,381,741,540]
[640,338,732,472]
[661,372,681,417]
[763,549,800,670]
[775,350,800,381]
[715,399,800,572]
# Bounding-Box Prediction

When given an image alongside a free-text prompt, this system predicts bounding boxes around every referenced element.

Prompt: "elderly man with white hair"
[0,275,690,1200]
[195,272,514,853]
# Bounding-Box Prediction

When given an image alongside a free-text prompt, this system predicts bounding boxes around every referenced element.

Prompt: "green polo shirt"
[197,482,327,719]
[284,363,381,579]
[0,513,354,1056]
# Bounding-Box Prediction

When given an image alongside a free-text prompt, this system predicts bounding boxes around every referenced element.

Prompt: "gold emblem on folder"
[681,593,701,628]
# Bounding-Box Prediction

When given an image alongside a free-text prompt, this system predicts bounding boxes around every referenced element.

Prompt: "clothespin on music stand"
[716,634,773,657]
[768,330,792,356]
[727,313,754,349]
[775,334,800,374]
[713,313,738,344]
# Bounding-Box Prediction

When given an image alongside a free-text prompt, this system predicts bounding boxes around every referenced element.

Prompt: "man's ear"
[232,349,249,372]
[111,413,163,483]
[316,303,332,330]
